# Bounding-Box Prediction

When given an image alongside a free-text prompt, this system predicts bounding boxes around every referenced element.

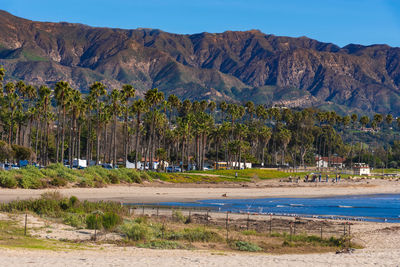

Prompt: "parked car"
[101,163,116,169]
[166,166,182,172]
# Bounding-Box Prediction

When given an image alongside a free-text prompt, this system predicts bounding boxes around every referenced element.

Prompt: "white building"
[353,163,370,176]
[126,160,168,170]
[315,156,346,169]
[214,161,252,169]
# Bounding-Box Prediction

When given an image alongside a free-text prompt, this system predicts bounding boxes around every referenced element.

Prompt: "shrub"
[137,240,185,249]
[102,212,123,232]
[140,172,152,181]
[63,213,86,228]
[168,227,222,242]
[108,173,120,184]
[16,175,43,189]
[0,141,14,162]
[232,241,262,252]
[11,144,35,161]
[50,177,67,187]
[121,221,152,241]
[86,213,103,230]
[172,210,186,223]
[0,174,17,188]
[69,196,79,207]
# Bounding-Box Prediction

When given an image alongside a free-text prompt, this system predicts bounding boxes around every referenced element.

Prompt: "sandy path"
[0,180,400,203]
[0,242,399,267]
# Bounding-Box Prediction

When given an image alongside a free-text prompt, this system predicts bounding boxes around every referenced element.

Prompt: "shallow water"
[155,194,400,222]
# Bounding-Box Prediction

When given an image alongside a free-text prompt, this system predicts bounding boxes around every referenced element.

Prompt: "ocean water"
[156,194,400,223]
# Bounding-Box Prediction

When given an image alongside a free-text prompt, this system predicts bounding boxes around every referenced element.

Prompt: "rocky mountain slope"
[1,10,400,114]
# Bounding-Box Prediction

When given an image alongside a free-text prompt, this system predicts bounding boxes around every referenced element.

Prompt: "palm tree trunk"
[113,114,117,167]
[134,114,141,168]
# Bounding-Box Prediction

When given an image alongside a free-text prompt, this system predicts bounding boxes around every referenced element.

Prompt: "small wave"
[209,203,225,206]
[290,204,304,207]
[276,205,287,208]
[338,205,353,208]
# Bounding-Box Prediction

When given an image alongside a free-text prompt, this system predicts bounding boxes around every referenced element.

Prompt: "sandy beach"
[0,178,399,203]
[0,218,399,267]
[0,179,399,266]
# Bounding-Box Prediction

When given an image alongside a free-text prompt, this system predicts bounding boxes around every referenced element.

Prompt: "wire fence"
[128,205,353,241]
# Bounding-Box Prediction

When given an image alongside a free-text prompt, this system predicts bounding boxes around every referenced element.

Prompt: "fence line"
[128,205,353,240]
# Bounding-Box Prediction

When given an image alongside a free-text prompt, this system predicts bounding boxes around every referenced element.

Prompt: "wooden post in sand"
[269,215,272,235]
[24,213,27,236]
[225,212,229,241]
[348,224,351,248]
[320,225,323,239]
[293,219,296,235]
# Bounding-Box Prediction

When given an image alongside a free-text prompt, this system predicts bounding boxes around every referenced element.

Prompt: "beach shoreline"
[0,178,399,204]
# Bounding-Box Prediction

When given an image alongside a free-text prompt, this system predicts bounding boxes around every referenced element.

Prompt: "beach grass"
[0,194,357,254]
[189,168,309,180]
[0,220,85,251]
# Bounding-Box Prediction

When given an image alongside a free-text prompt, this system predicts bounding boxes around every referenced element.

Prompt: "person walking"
[326,174,329,183]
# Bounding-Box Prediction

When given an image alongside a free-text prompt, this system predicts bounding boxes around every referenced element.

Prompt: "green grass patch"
[189,169,308,180]
[230,240,262,252]
[0,220,84,251]
[136,240,188,249]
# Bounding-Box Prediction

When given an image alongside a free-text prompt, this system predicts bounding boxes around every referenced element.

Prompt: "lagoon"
[155,194,400,223]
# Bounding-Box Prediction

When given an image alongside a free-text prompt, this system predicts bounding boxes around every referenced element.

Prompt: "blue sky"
[2,0,400,47]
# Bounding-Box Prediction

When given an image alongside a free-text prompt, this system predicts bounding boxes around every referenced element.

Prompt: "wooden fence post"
[320,225,323,239]
[269,215,272,235]
[225,212,229,241]
[24,213,27,236]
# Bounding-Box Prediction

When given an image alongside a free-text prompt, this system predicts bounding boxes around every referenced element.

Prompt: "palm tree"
[144,88,164,170]
[385,114,393,129]
[131,99,147,168]
[121,84,135,164]
[37,85,51,165]
[219,101,228,122]
[360,116,370,129]
[258,125,271,166]
[89,82,107,165]
[167,94,180,123]
[54,81,72,164]
[0,66,5,84]
[245,101,255,121]
[108,89,121,166]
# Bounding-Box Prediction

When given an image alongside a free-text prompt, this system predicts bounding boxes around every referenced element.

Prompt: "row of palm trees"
[0,66,398,170]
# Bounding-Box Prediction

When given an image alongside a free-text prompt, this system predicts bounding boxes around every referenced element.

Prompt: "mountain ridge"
[1,10,400,114]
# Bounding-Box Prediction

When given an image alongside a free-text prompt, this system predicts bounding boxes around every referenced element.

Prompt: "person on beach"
[335,174,338,183]
[326,174,329,182]
[338,174,341,182]
[319,174,321,182]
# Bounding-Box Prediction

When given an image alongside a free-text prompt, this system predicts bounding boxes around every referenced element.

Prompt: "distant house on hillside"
[315,156,346,169]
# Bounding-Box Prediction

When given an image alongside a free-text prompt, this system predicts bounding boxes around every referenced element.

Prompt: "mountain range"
[1,10,400,115]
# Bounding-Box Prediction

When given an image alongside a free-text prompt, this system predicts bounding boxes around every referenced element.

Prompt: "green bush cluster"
[120,221,153,241]
[0,164,153,189]
[167,227,222,242]
[137,240,186,249]
[231,240,262,252]
[0,193,128,220]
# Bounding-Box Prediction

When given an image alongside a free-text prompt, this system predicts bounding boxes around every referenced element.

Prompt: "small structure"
[315,156,346,169]
[213,161,252,170]
[72,159,87,168]
[126,160,168,170]
[353,163,370,176]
